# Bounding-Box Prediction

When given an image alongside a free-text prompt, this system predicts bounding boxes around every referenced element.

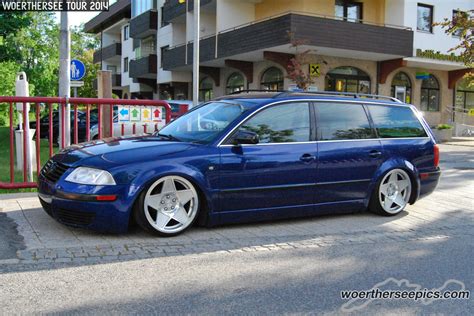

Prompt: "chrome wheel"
[378,169,411,214]
[144,176,199,234]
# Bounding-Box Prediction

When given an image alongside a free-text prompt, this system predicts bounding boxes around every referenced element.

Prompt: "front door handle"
[300,153,316,162]
[369,150,382,158]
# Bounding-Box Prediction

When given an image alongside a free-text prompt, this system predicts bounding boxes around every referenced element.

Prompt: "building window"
[417,3,433,32]
[452,10,464,37]
[106,65,117,74]
[456,77,474,110]
[161,7,169,27]
[124,57,129,72]
[137,36,156,59]
[123,25,129,41]
[261,67,284,91]
[199,77,214,102]
[132,0,157,18]
[391,72,412,103]
[420,75,440,112]
[325,66,371,94]
[335,0,363,22]
[226,72,245,94]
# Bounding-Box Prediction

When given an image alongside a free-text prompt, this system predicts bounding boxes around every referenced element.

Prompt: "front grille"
[55,208,96,227]
[41,160,69,183]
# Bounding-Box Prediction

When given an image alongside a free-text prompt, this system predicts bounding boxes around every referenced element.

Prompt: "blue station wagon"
[38,92,441,236]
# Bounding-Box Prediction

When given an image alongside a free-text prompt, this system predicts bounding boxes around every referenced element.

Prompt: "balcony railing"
[163,11,413,70]
[130,9,158,39]
[129,54,158,79]
[162,0,213,23]
[93,43,122,64]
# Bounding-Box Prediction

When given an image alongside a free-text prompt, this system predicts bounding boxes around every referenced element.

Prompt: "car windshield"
[156,101,245,144]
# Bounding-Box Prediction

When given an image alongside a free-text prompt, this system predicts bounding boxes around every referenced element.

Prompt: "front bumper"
[38,173,134,233]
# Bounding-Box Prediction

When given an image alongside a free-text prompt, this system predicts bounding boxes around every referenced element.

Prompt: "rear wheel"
[134,175,199,236]
[369,169,412,216]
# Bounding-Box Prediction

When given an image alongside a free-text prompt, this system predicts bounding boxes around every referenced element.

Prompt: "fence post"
[97,70,113,138]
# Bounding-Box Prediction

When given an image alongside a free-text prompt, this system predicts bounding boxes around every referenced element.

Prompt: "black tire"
[133,176,200,237]
[368,168,413,216]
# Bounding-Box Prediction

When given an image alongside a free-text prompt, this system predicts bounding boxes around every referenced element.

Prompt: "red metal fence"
[0,96,171,190]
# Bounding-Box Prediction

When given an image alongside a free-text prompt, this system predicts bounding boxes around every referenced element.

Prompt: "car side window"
[316,103,374,140]
[367,105,428,138]
[229,102,311,144]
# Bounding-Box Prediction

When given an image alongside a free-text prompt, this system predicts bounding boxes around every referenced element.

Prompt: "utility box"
[15,129,37,172]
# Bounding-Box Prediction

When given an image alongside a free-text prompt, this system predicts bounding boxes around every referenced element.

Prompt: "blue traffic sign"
[70,59,86,81]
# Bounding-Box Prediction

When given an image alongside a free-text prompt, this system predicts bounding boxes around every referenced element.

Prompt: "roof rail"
[230,89,283,94]
[273,91,403,103]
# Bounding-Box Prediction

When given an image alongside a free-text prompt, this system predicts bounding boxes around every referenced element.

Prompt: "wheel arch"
[127,165,215,226]
[365,158,421,208]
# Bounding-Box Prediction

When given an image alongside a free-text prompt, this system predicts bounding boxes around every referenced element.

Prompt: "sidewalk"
[444,137,474,147]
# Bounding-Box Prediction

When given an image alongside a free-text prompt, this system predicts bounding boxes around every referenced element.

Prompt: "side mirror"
[233,130,259,145]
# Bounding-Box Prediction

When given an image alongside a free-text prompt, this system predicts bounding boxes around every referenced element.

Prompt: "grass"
[0,126,57,194]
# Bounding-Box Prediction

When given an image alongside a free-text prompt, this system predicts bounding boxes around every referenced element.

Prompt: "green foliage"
[437,124,453,130]
[0,14,99,125]
[435,10,474,85]
[0,61,21,125]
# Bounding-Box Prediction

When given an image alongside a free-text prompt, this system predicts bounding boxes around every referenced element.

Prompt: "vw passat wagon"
[38,92,440,236]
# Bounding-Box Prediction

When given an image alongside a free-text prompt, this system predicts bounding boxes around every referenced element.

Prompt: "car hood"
[52,135,195,167]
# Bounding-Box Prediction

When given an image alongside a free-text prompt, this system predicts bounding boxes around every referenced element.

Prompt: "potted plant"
[433,124,453,142]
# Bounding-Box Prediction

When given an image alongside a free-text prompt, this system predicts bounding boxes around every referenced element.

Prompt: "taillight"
[433,144,439,167]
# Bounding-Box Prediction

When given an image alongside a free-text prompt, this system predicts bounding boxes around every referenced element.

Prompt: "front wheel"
[369,169,412,216]
[134,175,200,236]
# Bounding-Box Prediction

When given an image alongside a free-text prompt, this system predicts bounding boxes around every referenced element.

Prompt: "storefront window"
[226,72,245,94]
[420,75,440,112]
[325,66,371,94]
[456,77,474,110]
[199,77,214,102]
[261,67,284,91]
[391,72,412,103]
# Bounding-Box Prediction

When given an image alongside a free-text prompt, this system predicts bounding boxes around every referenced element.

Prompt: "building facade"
[84,0,474,126]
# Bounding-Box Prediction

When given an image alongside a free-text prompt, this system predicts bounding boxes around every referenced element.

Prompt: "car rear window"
[367,105,427,138]
[316,103,374,140]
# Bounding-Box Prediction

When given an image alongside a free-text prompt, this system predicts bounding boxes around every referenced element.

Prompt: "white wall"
[216,0,256,32]
[388,0,474,55]
[120,23,140,92]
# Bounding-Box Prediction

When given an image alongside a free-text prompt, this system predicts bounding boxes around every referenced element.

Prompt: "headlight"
[65,167,116,185]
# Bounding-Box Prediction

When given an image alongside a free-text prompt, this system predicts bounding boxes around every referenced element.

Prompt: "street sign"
[142,107,152,122]
[130,106,141,121]
[70,59,86,81]
[118,106,130,121]
[309,64,321,77]
[152,107,162,122]
[70,81,84,88]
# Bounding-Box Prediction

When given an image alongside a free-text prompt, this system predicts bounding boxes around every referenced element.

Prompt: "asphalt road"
[0,144,472,314]
[0,212,24,260]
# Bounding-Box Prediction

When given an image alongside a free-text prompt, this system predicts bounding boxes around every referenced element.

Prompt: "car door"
[315,102,383,204]
[218,102,318,217]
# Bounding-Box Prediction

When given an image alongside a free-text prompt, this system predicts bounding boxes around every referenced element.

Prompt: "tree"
[435,10,473,85]
[0,61,21,125]
[71,24,100,98]
[285,31,315,91]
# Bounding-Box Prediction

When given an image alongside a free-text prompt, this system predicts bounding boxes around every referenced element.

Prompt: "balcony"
[93,43,122,64]
[129,10,158,39]
[129,54,157,79]
[162,0,213,23]
[162,12,414,71]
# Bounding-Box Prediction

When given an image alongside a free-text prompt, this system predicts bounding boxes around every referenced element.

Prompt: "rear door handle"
[300,153,316,162]
[369,150,382,158]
